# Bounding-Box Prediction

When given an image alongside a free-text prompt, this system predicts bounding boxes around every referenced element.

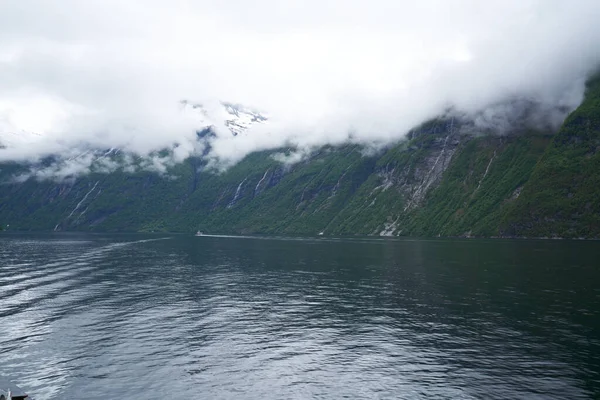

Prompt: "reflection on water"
[1,233,599,399]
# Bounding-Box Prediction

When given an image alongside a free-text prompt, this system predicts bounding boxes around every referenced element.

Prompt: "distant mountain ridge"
[1,99,267,153]
[0,100,268,178]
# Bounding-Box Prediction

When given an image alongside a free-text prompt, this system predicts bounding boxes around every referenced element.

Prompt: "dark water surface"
[1,233,599,399]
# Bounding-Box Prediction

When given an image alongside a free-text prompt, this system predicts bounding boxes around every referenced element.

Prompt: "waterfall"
[227,177,247,208]
[68,181,99,218]
[254,169,270,196]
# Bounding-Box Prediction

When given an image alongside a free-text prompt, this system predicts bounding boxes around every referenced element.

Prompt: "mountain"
[0,80,599,238]
[181,100,268,136]
[499,76,600,238]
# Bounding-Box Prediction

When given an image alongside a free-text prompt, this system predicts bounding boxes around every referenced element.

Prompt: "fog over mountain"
[1,0,600,175]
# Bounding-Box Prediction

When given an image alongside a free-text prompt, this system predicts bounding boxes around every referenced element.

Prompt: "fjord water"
[1,234,599,399]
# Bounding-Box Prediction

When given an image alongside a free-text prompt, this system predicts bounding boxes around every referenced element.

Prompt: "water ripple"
[1,234,599,399]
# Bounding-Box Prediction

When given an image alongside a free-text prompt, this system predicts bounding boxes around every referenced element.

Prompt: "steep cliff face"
[500,76,600,238]
[0,124,548,237]
[1,80,599,238]
[315,124,549,237]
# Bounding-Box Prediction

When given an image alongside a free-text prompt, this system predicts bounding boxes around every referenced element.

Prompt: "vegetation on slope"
[405,133,551,237]
[2,78,600,239]
[501,76,600,238]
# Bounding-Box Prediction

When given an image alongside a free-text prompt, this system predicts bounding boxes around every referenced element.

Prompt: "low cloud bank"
[1,0,600,178]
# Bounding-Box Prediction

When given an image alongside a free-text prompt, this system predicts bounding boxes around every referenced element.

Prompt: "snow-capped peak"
[221,102,268,136]
[181,100,268,136]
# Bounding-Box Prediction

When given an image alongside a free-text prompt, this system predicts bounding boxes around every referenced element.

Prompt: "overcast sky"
[1,0,600,171]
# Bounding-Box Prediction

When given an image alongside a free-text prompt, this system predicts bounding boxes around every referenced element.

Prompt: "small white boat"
[195,231,204,236]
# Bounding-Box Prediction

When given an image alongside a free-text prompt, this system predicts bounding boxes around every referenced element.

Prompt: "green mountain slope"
[500,77,600,238]
[1,79,599,238]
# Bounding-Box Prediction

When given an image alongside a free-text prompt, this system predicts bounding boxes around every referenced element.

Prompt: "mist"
[1,0,600,176]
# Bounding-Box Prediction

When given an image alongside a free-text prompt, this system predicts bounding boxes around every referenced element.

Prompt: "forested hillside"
[1,79,599,238]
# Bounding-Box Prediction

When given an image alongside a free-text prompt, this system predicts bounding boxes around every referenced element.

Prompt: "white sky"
[1,0,600,169]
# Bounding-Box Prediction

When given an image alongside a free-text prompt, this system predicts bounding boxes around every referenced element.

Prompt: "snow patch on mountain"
[0,99,269,179]
[180,100,268,136]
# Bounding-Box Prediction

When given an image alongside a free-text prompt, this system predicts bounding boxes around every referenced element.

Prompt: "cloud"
[1,0,600,175]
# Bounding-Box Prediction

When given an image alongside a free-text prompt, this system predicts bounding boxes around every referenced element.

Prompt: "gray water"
[1,233,599,399]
